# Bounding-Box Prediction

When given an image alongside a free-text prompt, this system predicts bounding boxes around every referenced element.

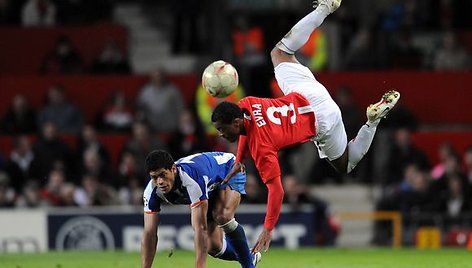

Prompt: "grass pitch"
[2,248,471,268]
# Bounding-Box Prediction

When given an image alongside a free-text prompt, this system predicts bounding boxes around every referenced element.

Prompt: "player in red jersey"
[211,0,400,253]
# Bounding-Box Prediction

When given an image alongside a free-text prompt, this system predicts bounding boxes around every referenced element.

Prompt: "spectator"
[40,168,66,206]
[429,153,464,198]
[4,135,41,193]
[59,182,78,207]
[431,143,457,180]
[116,151,139,188]
[122,122,167,178]
[33,121,73,180]
[168,109,207,159]
[343,28,377,70]
[283,174,313,207]
[381,0,428,31]
[242,173,266,204]
[96,91,134,132]
[1,94,37,134]
[384,128,430,190]
[463,146,472,184]
[436,173,472,229]
[231,15,269,96]
[334,86,362,139]
[40,35,84,74]
[38,84,84,134]
[336,1,359,53]
[433,32,472,70]
[79,148,113,187]
[15,181,47,208]
[171,0,201,54]
[373,164,433,245]
[378,104,419,131]
[76,125,111,178]
[74,174,118,207]
[136,68,185,133]
[21,0,56,27]
[91,40,131,74]
[282,175,338,245]
[388,30,423,69]
[0,172,14,208]
[117,176,142,206]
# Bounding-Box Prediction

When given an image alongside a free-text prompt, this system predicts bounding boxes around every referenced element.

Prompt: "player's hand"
[252,228,272,253]
[222,162,245,184]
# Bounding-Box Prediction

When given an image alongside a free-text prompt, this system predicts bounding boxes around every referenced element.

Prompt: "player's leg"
[328,90,401,173]
[270,0,341,68]
[213,186,255,268]
[207,220,239,261]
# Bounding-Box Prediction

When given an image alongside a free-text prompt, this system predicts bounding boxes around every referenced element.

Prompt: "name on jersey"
[252,104,267,127]
[252,103,297,127]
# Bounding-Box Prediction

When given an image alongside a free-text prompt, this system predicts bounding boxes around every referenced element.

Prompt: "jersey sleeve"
[254,146,281,183]
[253,147,284,230]
[143,181,161,213]
[235,135,248,163]
[179,168,209,208]
[264,175,284,230]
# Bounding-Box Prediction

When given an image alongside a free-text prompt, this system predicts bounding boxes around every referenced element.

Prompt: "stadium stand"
[0,23,128,74]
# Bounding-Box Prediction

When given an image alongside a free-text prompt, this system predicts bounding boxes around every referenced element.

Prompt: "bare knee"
[328,150,349,174]
[214,211,234,226]
[270,46,282,64]
[270,46,296,67]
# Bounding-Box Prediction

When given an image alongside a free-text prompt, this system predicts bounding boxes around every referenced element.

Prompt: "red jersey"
[236,93,316,182]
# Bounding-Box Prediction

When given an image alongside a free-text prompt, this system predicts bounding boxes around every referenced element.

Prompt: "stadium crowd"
[0,0,471,246]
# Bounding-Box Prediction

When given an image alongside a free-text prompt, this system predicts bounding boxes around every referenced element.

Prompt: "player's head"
[145,150,177,193]
[211,101,244,142]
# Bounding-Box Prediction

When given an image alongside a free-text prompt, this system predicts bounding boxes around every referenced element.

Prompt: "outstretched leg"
[271,0,341,68]
[330,90,401,173]
[270,0,400,174]
[346,90,401,171]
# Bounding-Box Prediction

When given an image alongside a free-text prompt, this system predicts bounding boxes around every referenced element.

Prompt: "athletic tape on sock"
[219,218,238,234]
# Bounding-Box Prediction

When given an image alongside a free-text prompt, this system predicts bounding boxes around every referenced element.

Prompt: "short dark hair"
[145,150,174,172]
[211,101,243,124]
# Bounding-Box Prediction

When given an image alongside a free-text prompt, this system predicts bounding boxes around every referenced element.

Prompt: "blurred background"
[0,0,471,252]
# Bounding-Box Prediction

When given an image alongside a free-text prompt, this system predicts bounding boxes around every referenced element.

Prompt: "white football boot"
[253,251,262,267]
[367,90,401,125]
[313,0,342,13]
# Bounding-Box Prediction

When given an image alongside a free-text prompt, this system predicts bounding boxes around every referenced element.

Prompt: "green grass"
[1,248,471,268]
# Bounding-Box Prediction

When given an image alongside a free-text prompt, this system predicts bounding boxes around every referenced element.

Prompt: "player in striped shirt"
[141,150,260,268]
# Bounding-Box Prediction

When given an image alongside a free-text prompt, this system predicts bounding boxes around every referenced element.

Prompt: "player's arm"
[252,175,284,253]
[235,135,248,163]
[264,175,284,230]
[141,212,160,268]
[252,151,284,252]
[223,135,248,183]
[191,200,209,268]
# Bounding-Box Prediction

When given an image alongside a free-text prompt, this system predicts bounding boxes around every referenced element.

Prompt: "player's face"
[213,119,241,143]
[149,165,177,193]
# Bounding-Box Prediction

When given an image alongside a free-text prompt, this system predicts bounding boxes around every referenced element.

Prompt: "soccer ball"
[202,60,239,98]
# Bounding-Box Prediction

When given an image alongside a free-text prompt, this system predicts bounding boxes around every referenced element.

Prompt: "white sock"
[213,239,227,258]
[277,5,330,54]
[219,218,238,233]
[347,123,377,173]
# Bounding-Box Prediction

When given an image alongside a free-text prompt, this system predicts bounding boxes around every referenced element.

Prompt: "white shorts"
[274,62,347,160]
